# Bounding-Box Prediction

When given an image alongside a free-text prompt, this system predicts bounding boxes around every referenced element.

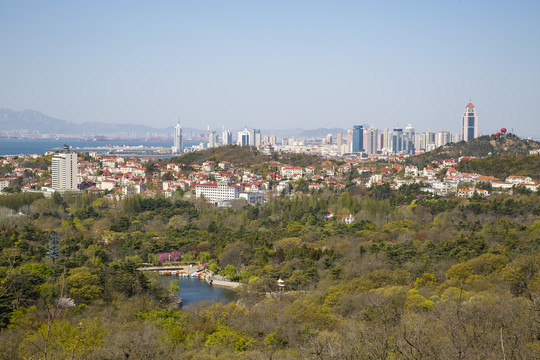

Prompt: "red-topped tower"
[461,101,478,141]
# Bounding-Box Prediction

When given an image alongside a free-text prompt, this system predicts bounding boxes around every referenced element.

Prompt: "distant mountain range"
[0,109,347,138]
[0,109,189,136]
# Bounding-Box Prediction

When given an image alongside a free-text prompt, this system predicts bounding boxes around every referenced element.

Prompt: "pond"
[160,276,239,306]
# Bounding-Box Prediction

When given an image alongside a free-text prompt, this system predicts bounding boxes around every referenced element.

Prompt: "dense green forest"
[1,184,540,359]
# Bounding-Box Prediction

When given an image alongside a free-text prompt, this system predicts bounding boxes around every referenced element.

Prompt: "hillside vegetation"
[455,153,540,179]
[1,182,540,358]
[165,145,327,169]
[407,134,540,167]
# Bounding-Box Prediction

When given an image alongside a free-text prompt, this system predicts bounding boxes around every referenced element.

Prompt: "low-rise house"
[491,181,514,190]
[405,166,418,177]
[281,166,303,178]
[98,179,119,191]
[326,211,355,224]
[457,188,489,198]
[239,191,265,205]
[506,176,533,184]
[218,161,232,171]
[202,161,215,172]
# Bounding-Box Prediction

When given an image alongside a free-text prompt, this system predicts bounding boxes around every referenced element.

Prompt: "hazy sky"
[1,1,539,137]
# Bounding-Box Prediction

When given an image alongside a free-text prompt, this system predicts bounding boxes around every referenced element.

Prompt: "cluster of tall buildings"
[336,102,479,155]
[172,102,479,156]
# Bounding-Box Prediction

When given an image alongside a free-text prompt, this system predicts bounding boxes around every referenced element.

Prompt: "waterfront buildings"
[172,121,183,154]
[208,131,218,148]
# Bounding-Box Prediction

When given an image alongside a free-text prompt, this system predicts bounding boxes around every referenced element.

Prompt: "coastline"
[211,280,242,289]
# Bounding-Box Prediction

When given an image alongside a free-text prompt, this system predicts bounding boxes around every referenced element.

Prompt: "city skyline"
[1,1,539,138]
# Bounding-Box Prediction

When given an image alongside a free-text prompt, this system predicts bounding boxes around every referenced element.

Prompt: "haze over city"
[1,1,539,138]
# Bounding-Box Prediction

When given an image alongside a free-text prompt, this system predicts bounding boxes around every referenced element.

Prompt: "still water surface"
[160,276,238,306]
[0,138,205,155]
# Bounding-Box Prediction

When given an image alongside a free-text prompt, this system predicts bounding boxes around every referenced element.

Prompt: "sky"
[1,0,539,138]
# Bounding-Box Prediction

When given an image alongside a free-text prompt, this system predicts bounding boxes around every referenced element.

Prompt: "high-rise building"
[414,133,423,152]
[461,101,478,141]
[172,120,183,154]
[378,132,385,152]
[365,125,378,155]
[337,132,343,154]
[209,131,218,148]
[222,129,232,145]
[347,129,353,152]
[238,128,250,146]
[253,129,261,147]
[436,130,451,148]
[391,127,403,154]
[52,149,78,190]
[383,128,391,153]
[352,125,363,153]
[248,129,262,147]
[404,124,415,154]
[326,134,333,145]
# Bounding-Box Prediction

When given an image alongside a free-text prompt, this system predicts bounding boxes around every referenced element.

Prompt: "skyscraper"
[208,131,218,148]
[238,128,250,146]
[172,120,183,154]
[352,125,363,153]
[404,124,415,154]
[337,132,343,154]
[52,149,78,190]
[383,128,391,153]
[461,101,478,141]
[253,129,261,147]
[391,127,403,154]
[365,125,378,155]
[222,129,233,145]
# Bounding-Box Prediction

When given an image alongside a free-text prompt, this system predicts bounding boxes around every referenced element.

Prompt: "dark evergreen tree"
[47,232,61,263]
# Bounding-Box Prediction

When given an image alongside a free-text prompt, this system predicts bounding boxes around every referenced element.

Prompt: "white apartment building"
[172,120,183,154]
[195,182,241,203]
[52,152,78,190]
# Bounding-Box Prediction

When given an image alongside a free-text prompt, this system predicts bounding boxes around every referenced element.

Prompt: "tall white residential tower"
[52,150,78,190]
[172,120,183,154]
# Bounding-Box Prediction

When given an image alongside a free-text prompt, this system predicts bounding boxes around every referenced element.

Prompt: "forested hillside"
[455,154,540,179]
[1,182,540,359]
[166,145,327,169]
[407,134,540,167]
